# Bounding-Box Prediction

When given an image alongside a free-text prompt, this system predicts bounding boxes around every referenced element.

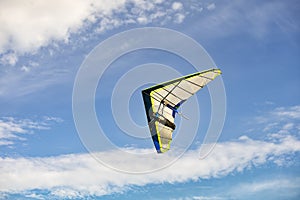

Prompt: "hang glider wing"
[142,68,222,153]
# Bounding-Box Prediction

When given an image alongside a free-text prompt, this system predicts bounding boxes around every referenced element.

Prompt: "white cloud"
[264,100,275,105]
[0,0,191,59]
[229,178,300,198]
[0,62,70,98]
[172,2,183,11]
[19,61,39,73]
[272,105,300,119]
[0,0,297,70]
[206,3,216,11]
[0,117,62,146]
[241,179,300,192]
[21,65,30,73]
[0,52,18,66]
[252,105,300,137]
[192,196,224,200]
[0,0,94,54]
[194,1,299,39]
[282,123,294,131]
[0,0,193,97]
[137,17,148,25]
[0,140,13,146]
[24,193,45,200]
[0,133,299,198]
[154,0,163,4]
[43,116,64,123]
[0,118,27,141]
[1,105,300,198]
[174,13,186,24]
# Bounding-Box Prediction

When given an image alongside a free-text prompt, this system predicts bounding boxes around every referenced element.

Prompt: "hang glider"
[142,68,222,153]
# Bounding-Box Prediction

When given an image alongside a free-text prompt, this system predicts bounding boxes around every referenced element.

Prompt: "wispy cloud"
[228,177,300,199]
[0,117,62,146]
[255,105,300,137]
[238,178,300,193]
[193,0,299,39]
[192,196,224,200]
[206,3,216,11]
[171,196,225,200]
[186,177,300,199]
[0,61,70,98]
[272,105,300,120]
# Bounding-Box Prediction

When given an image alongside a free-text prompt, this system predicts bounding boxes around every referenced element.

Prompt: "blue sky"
[0,0,300,199]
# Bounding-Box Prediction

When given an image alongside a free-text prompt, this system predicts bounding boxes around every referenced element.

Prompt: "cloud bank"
[0,132,299,199]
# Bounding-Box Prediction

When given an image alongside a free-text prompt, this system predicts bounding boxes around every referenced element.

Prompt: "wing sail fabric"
[142,68,222,153]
